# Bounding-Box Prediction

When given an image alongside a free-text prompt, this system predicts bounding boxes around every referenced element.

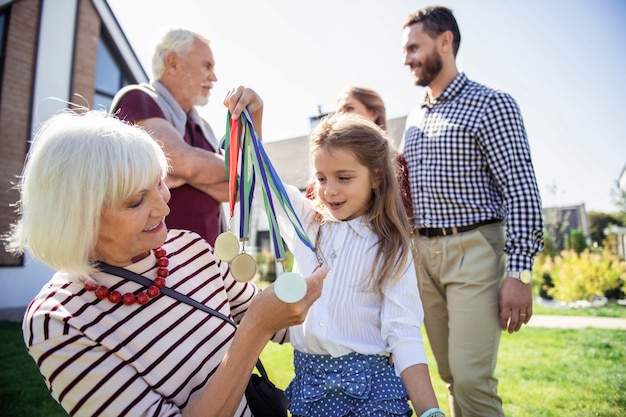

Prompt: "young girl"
[275,113,444,417]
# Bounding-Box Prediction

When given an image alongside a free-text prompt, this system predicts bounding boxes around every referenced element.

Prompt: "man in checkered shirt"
[401,6,544,417]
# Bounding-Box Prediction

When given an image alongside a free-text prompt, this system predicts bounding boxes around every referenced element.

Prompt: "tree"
[610,180,626,223]
[566,229,588,256]
[542,229,557,259]
[588,211,623,247]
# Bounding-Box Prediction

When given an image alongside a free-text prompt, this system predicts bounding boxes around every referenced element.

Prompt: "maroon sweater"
[113,89,222,245]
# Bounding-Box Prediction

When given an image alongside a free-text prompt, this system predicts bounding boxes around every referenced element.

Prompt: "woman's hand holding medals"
[239,265,329,337]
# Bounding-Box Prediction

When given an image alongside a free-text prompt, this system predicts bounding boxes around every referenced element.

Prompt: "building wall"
[0,0,149,315]
[71,0,99,109]
[0,0,111,312]
[0,0,82,311]
[542,204,589,251]
[0,0,40,266]
[0,0,148,315]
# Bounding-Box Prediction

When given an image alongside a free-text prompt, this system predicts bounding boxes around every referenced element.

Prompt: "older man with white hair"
[111,28,263,245]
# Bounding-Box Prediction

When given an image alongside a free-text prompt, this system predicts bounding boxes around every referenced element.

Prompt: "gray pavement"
[526,314,626,330]
[0,306,26,322]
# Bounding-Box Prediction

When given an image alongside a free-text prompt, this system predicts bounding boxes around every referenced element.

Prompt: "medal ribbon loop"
[220,108,315,262]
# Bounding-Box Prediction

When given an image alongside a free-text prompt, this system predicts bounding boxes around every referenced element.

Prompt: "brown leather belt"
[418,218,502,238]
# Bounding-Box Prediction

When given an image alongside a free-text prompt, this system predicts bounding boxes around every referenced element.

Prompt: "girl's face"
[313,147,378,221]
[93,176,171,266]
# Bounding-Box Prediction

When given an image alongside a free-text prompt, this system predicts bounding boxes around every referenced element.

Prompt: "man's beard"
[194,95,209,107]
[415,48,443,87]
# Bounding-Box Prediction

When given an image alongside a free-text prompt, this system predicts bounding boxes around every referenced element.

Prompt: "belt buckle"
[442,226,457,236]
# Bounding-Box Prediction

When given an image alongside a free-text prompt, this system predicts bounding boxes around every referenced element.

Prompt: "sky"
[107,0,626,213]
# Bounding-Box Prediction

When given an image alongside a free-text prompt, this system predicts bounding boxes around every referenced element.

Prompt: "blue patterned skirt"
[286,351,413,417]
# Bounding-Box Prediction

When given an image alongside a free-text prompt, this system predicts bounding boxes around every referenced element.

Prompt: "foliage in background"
[588,211,624,247]
[542,207,572,252]
[541,229,558,260]
[534,248,626,302]
[255,249,277,282]
[610,180,626,219]
[254,249,294,283]
[563,228,588,255]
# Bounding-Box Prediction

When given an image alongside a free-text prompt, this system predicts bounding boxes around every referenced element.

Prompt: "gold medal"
[274,271,307,303]
[230,252,257,282]
[214,231,240,262]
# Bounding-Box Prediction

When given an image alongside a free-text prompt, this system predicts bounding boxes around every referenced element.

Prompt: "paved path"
[527,314,626,330]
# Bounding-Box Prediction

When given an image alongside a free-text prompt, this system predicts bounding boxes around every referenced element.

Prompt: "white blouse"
[276,185,427,374]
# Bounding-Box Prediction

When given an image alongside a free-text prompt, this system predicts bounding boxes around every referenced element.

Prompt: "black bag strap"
[97,261,270,378]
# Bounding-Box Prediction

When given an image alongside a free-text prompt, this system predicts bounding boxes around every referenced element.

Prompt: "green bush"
[534,249,626,302]
[565,228,588,255]
[253,249,295,282]
[538,272,554,300]
[541,229,558,259]
[254,250,277,282]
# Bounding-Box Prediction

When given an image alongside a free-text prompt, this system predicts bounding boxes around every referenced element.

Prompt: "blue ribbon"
[220,108,316,263]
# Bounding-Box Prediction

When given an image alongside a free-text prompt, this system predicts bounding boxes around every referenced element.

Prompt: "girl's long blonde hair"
[310,113,414,291]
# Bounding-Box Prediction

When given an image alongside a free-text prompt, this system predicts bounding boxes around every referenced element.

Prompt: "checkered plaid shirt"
[403,73,544,271]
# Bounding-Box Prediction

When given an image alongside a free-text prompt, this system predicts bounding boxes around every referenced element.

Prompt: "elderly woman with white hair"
[7,110,327,417]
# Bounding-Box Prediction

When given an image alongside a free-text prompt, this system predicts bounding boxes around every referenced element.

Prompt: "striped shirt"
[22,229,268,417]
[403,72,544,271]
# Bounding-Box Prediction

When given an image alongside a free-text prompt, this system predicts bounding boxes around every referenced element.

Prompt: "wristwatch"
[509,270,532,284]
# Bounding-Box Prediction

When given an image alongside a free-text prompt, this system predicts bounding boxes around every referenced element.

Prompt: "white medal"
[274,271,307,303]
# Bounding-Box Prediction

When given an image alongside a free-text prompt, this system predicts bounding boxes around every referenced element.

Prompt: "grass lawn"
[0,321,66,416]
[259,326,626,417]
[2,300,625,416]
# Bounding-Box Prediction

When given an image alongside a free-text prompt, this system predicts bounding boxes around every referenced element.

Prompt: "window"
[94,35,131,110]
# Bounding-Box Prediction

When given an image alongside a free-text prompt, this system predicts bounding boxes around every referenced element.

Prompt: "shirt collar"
[422,72,468,108]
[326,216,373,239]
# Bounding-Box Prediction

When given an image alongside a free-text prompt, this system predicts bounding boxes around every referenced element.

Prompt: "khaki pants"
[415,222,506,417]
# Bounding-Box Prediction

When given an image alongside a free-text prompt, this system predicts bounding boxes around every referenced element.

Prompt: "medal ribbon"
[241,110,314,252]
[239,120,255,240]
[220,108,315,262]
[221,115,240,220]
[220,112,255,240]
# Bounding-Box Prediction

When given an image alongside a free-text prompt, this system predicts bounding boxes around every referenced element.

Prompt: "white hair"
[6,110,169,277]
[151,28,211,80]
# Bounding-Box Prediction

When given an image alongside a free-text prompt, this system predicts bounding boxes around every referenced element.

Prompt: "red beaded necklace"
[85,247,169,305]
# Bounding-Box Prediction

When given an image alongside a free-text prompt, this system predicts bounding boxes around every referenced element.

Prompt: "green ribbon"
[220,108,315,262]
